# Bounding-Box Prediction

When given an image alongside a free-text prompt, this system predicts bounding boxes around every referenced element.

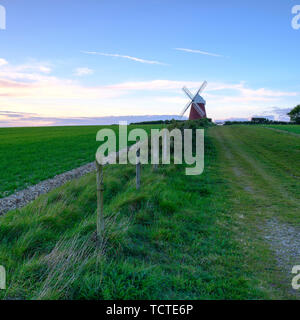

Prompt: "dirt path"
[263,126,300,137]
[209,126,300,298]
[0,161,96,216]
[0,145,133,216]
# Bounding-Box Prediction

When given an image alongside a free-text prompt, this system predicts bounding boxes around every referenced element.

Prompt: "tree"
[288,105,300,124]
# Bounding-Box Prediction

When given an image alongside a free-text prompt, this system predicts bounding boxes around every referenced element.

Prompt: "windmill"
[180,81,208,120]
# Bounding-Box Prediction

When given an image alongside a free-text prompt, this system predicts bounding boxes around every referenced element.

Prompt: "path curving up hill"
[209,125,300,298]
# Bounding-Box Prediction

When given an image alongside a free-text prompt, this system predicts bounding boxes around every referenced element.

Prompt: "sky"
[0,0,300,126]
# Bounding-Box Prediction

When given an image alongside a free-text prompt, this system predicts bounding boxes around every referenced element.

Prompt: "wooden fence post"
[96,160,104,240]
[136,147,141,190]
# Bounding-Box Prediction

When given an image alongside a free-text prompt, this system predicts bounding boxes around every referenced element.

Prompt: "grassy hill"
[0,125,299,299]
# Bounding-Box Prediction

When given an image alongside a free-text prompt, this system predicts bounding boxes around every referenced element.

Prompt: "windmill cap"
[194,95,206,104]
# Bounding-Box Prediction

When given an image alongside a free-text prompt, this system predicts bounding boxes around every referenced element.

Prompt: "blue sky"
[0,0,299,126]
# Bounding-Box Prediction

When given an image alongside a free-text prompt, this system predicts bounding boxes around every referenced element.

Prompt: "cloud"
[0,58,299,124]
[105,79,297,99]
[154,96,187,104]
[238,87,297,98]
[0,60,55,83]
[175,48,223,57]
[15,64,52,74]
[264,107,292,121]
[0,111,183,127]
[82,51,167,65]
[105,79,205,91]
[0,58,8,67]
[74,67,94,76]
[0,79,30,88]
[271,107,293,115]
[0,110,36,118]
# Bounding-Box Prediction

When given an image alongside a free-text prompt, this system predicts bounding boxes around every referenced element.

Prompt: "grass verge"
[1,125,298,299]
[0,130,275,300]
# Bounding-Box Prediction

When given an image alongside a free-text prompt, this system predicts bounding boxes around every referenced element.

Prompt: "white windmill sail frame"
[182,86,194,100]
[192,101,206,117]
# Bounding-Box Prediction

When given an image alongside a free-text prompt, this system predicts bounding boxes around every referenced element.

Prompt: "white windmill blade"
[192,102,205,117]
[182,86,194,100]
[195,81,208,97]
[180,100,192,117]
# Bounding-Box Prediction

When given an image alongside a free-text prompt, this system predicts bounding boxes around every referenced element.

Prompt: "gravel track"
[0,145,134,216]
[0,161,96,216]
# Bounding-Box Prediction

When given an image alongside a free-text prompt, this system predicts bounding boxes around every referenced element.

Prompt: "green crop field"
[0,124,299,299]
[0,125,162,198]
[262,124,300,134]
